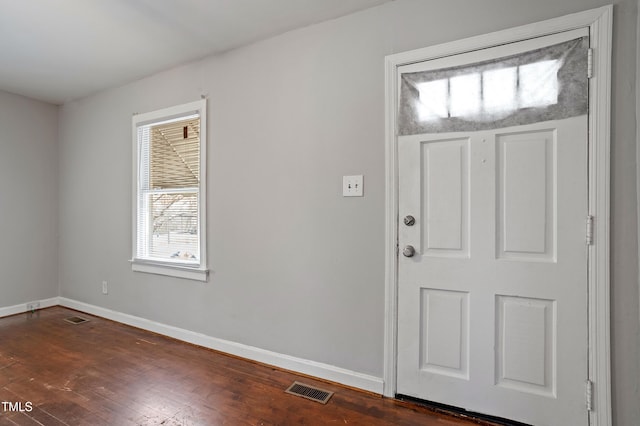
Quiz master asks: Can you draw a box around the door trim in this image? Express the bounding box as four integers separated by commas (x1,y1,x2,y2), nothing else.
383,6,612,426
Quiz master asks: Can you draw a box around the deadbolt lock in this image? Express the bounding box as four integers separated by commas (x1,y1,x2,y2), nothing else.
404,215,416,226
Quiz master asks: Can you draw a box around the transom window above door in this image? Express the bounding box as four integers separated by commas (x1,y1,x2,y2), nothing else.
398,36,589,135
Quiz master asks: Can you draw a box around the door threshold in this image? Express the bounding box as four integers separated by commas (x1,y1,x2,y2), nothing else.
395,394,532,426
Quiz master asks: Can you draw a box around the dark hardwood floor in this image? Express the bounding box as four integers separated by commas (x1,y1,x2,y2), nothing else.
0,307,496,425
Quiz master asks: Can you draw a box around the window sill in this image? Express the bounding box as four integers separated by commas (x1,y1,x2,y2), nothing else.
131,259,209,282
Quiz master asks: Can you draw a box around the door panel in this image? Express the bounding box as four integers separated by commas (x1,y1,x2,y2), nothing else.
496,295,556,397
497,130,556,261
420,288,470,379
422,138,469,256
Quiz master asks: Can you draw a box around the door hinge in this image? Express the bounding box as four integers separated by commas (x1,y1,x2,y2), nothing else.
586,215,594,245
587,48,593,78
585,379,594,411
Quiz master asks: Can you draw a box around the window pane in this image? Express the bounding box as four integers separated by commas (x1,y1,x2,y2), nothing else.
483,67,517,114
519,60,560,108
450,73,481,117
417,79,448,120
150,118,200,189
147,192,199,262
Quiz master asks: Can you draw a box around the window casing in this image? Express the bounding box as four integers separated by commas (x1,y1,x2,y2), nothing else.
132,100,208,281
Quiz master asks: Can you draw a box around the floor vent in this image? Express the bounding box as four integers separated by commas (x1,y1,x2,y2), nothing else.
64,316,89,325
285,381,333,404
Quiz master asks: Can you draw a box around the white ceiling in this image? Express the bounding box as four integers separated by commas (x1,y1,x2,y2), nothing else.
0,0,392,104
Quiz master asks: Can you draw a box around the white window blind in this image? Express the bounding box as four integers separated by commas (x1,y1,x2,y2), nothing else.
132,100,207,280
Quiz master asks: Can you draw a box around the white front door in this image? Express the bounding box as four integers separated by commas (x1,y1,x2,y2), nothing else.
396,29,590,426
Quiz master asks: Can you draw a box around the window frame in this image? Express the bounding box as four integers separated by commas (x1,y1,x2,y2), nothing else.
131,99,208,281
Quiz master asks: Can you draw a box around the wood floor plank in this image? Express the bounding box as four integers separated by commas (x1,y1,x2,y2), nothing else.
0,413,40,426
0,307,497,425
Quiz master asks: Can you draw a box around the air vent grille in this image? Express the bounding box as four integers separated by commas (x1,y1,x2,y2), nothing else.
64,316,89,325
285,381,333,404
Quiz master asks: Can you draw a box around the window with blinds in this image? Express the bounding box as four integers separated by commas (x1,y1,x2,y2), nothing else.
132,100,207,281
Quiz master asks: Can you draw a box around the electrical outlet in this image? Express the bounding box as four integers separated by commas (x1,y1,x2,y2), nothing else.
343,175,364,197
102,281,108,295
26,301,40,313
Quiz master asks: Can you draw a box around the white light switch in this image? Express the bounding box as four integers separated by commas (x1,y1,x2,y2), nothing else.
343,175,364,197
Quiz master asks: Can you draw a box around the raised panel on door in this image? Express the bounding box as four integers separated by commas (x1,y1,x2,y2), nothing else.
496,295,556,397
497,130,556,262
421,139,469,258
420,289,469,379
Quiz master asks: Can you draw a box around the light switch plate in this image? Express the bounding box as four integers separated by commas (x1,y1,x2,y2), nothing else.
343,175,364,197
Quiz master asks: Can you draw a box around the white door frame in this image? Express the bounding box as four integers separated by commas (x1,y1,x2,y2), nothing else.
384,6,612,426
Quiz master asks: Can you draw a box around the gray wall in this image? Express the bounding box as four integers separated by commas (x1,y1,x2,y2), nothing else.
637,0,640,365
607,1,640,425
57,0,639,424
0,90,58,307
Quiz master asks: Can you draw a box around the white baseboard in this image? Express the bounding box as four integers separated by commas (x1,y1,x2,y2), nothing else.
58,297,384,394
0,297,60,318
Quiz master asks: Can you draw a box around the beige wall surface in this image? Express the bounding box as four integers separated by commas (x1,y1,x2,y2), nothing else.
56,0,638,423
